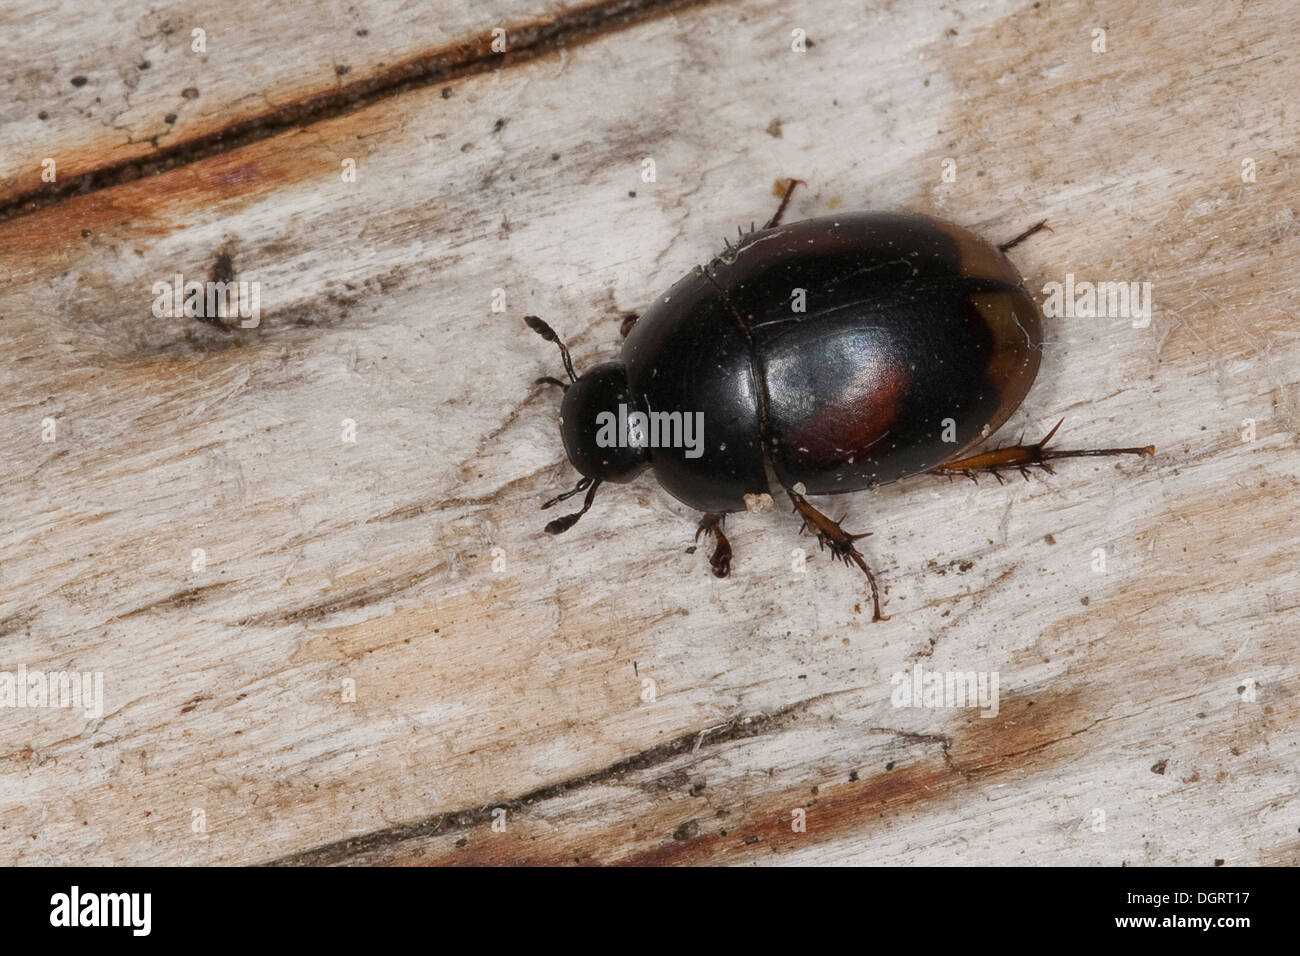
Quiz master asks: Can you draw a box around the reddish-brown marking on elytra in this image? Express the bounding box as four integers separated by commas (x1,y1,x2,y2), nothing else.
782,359,910,468
962,289,1041,445
970,289,1040,396
930,218,1022,285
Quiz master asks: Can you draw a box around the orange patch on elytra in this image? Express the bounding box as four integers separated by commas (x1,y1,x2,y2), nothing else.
782,360,910,468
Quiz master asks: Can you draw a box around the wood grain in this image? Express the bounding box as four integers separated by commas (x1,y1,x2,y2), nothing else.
0,0,1296,866
0,0,694,214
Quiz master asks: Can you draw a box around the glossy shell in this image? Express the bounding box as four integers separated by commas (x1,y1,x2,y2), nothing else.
620,211,1043,512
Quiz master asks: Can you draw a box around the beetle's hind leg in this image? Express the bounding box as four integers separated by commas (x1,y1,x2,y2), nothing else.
787,489,888,622
695,512,732,577
930,419,1155,481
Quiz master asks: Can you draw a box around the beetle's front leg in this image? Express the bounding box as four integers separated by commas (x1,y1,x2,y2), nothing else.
930,419,1155,482
787,489,888,622
695,512,732,577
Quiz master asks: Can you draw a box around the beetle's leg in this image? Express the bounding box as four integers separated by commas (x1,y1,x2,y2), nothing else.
930,419,1155,479
997,220,1052,252
695,513,732,577
787,489,888,622
619,312,640,338
762,178,806,230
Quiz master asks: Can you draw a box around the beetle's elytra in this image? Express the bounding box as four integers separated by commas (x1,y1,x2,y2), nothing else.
528,181,1154,620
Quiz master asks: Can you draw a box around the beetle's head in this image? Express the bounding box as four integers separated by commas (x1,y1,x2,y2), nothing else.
526,316,648,534
558,361,649,483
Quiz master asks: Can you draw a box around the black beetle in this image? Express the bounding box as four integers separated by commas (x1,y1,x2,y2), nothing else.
527,181,1154,620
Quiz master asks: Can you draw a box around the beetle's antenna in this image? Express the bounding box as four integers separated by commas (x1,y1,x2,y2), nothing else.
542,478,602,535
542,476,591,509
525,315,578,383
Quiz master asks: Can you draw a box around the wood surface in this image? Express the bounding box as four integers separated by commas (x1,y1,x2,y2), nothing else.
0,0,1296,866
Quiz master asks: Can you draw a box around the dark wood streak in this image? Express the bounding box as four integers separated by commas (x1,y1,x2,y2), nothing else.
267,685,1102,865
264,698,820,866
0,0,712,222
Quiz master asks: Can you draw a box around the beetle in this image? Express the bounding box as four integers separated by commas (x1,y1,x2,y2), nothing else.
526,181,1154,620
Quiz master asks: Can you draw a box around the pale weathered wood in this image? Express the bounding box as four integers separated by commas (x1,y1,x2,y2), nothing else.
0,0,644,207
1,0,1297,866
